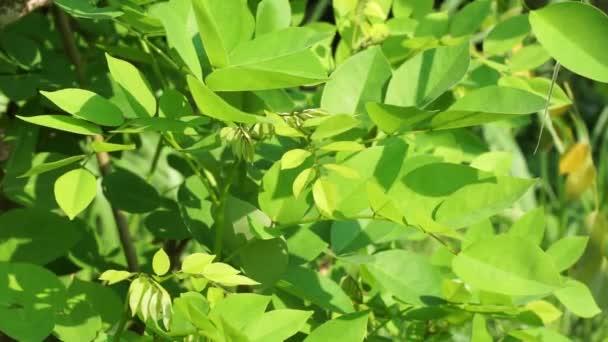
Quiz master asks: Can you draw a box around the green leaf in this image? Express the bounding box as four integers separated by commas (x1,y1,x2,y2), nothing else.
54,168,97,220
281,149,312,169
321,47,391,122
244,309,312,342
303,311,368,342
17,115,102,135
102,168,160,213
205,27,329,91
90,141,136,153
360,250,442,304
99,270,135,285
367,103,432,134
529,2,608,82
106,53,157,117
18,154,85,178
546,236,588,271
331,219,406,255
150,0,203,80
66,279,123,329
153,249,171,276
484,14,530,55
240,238,289,288
41,89,124,126
53,283,103,342
159,89,193,119
278,265,355,313
259,160,314,223
187,75,264,124
449,0,491,37
256,0,291,36
452,235,562,296
554,278,601,318
203,263,258,286
55,0,123,19
192,0,255,68
0,262,67,342
385,42,469,107
0,208,81,265
311,114,360,140
313,178,337,216
182,253,216,274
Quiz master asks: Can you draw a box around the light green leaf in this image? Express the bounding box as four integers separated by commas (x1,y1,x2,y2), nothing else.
452,235,562,296
304,311,368,342
106,53,157,117
321,47,392,122
385,42,469,107
90,141,136,153
55,0,123,19
281,149,312,170
18,154,85,178
182,253,216,274
205,27,329,91
41,88,123,126
17,115,102,135
187,75,263,124
320,141,365,152
529,2,608,82
313,178,337,216
153,249,171,276
210,293,270,331
393,0,433,19
361,250,442,304
484,14,530,55
150,0,203,80
0,262,67,342
244,309,312,342
0,208,81,265
128,277,149,317
292,167,315,198
311,114,360,140
508,44,550,72
54,168,97,220
508,207,545,245
192,0,255,68
323,163,360,179
471,314,492,342
546,236,588,271
256,0,291,36
99,270,135,285
449,0,491,37
202,262,240,282
366,103,433,134
554,278,601,318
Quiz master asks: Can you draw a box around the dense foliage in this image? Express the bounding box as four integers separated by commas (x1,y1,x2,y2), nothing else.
0,0,607,341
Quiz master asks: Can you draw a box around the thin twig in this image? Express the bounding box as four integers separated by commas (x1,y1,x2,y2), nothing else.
53,5,139,272
534,61,563,154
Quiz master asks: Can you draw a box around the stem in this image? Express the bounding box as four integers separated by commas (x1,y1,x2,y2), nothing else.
53,6,139,272
112,299,130,342
534,61,564,154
